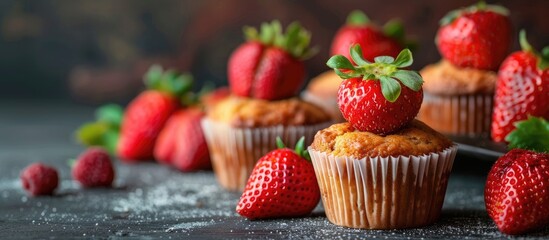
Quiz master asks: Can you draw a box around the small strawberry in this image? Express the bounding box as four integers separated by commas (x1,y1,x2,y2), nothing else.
327,44,423,134
485,148,549,235
72,147,115,188
20,163,59,196
236,137,320,220
436,2,511,70
491,30,549,142
117,66,192,161
228,21,316,100
331,10,408,64
154,107,211,171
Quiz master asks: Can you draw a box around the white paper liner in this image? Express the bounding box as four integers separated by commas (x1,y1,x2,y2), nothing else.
201,118,332,191
301,91,345,123
309,145,458,229
418,93,493,136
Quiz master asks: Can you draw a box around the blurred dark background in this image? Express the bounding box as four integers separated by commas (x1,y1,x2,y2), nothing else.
0,0,547,105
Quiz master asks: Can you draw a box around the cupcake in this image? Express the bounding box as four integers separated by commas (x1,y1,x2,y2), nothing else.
418,2,510,136
309,120,456,229
311,45,458,229
417,60,497,135
202,96,331,191
303,10,412,123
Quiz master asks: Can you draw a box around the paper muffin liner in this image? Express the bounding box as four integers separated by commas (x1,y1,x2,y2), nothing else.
309,145,458,229
201,118,332,192
301,91,345,123
418,93,493,136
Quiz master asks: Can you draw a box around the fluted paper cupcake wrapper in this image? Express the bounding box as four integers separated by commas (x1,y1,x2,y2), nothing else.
309,145,458,229
201,118,332,192
418,93,493,136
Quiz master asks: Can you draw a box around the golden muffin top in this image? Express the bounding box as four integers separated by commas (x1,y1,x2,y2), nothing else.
305,71,343,98
208,95,331,128
421,60,497,95
310,120,453,158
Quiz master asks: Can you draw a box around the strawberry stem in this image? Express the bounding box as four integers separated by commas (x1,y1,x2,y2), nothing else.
346,10,370,26
326,44,423,102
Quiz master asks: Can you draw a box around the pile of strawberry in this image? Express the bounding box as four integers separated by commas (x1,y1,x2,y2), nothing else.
77,65,229,172
435,2,549,141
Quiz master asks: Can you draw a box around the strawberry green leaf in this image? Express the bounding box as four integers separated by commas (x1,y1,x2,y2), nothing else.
392,70,423,91
144,65,194,99
276,137,286,149
346,10,370,26
260,22,275,45
102,130,120,155
350,44,370,65
392,49,413,68
383,20,404,42
505,116,549,153
379,76,401,102
374,56,394,64
95,104,123,127
327,45,422,102
294,137,305,155
519,30,549,70
327,55,356,70
76,122,108,146
243,20,315,60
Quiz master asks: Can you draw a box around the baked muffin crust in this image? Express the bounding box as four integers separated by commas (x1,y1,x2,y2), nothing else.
421,60,497,95
208,96,331,128
306,71,342,97
311,120,452,158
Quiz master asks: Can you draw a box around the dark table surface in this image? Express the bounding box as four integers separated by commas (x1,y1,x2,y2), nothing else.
1,101,548,239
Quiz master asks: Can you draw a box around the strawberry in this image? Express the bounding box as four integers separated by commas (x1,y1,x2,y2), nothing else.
154,107,211,171
491,31,549,142
436,2,511,70
236,137,320,220
20,163,59,196
485,148,549,235
227,21,316,100
72,147,115,188
117,66,192,162
331,10,407,64
327,45,423,134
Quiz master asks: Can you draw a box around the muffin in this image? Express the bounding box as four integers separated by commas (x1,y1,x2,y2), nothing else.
302,71,344,122
201,96,331,191
309,120,457,229
417,60,497,136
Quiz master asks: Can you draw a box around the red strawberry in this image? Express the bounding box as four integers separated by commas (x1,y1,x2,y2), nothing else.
327,45,423,134
237,137,320,219
485,149,549,235
331,10,405,64
154,107,211,171
72,147,115,188
228,21,315,100
20,163,59,196
117,66,192,161
436,2,511,70
491,31,549,142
